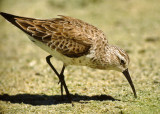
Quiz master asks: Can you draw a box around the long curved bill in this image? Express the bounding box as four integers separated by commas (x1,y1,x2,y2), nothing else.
122,69,137,98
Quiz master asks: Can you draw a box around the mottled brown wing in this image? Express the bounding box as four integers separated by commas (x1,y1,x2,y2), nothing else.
0,12,107,57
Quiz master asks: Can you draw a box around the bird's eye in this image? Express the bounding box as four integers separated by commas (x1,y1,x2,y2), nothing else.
120,59,125,65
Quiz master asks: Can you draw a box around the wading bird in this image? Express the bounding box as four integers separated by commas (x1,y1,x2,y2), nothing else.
0,12,137,103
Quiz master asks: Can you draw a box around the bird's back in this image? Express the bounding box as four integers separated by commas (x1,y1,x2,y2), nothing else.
0,12,109,67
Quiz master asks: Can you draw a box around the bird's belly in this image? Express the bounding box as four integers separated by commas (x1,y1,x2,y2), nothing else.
28,36,92,66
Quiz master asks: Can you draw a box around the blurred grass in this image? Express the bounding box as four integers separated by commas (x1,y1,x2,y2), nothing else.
0,0,160,113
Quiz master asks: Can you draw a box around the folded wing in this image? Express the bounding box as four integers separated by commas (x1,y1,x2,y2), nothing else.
0,12,108,57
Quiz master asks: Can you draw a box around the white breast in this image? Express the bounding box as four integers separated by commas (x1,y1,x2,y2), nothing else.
28,36,92,66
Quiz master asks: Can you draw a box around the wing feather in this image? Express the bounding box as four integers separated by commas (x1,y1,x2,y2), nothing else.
1,12,108,57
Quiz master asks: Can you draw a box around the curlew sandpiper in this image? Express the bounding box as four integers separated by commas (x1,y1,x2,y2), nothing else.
0,12,137,103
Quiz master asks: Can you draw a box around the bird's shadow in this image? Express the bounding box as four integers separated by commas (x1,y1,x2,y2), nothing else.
0,93,120,105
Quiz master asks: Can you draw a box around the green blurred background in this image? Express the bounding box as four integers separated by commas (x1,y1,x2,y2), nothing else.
0,0,160,113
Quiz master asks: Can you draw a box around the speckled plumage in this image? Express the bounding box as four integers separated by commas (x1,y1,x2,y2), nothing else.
2,13,128,70
0,12,137,100
15,15,110,68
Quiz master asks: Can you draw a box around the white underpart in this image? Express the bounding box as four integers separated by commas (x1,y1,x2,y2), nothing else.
27,35,92,66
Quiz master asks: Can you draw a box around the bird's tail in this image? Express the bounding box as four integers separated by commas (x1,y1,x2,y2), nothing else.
0,12,36,37
0,12,48,42
1,12,21,25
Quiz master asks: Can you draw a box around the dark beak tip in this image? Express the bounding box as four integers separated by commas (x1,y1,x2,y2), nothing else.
122,69,137,98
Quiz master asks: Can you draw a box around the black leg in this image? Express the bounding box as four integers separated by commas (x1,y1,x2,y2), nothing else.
46,55,60,77
46,55,72,102
59,65,72,102
59,65,65,97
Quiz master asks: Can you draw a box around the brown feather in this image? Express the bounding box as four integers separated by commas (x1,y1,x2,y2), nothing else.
1,13,108,57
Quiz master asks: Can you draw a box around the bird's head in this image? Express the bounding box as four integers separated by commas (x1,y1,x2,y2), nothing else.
107,45,129,72
106,45,137,98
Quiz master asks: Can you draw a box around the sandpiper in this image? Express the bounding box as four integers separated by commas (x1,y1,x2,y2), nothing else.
0,12,137,102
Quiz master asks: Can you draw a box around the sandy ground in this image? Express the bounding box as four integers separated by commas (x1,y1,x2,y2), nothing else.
0,0,160,113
